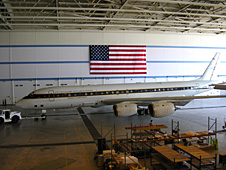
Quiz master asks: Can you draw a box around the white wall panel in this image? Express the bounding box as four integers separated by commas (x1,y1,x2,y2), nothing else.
36,64,59,78
148,63,207,76
0,48,10,61
82,79,103,85
165,77,184,82
33,80,58,88
36,80,59,89
45,80,58,87
59,63,88,77
12,65,36,78
0,81,12,104
0,65,10,79
124,78,145,83
59,79,78,86
36,47,59,61
59,47,88,61
12,47,36,62
148,48,220,61
124,78,138,83
104,78,125,84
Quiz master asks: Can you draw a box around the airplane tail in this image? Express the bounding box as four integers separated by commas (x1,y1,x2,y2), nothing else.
199,52,220,81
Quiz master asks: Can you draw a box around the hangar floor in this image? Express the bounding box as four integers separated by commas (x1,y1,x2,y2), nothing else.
1,98,226,170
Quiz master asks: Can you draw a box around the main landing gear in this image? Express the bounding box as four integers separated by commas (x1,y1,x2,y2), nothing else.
41,110,47,120
137,108,148,115
41,114,47,120
33,110,47,121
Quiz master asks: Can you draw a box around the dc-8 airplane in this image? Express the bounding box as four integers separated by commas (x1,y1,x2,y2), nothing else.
16,53,226,118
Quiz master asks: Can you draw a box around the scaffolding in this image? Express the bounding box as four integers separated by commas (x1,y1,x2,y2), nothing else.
95,123,146,170
95,118,220,170
172,119,180,137
208,117,218,149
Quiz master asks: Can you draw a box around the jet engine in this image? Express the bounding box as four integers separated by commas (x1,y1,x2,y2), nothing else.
148,102,176,118
113,102,137,117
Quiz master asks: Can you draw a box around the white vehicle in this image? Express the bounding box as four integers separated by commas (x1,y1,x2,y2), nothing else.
0,109,22,124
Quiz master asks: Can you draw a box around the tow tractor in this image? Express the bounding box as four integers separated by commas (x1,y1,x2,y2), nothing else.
0,109,47,124
0,109,22,124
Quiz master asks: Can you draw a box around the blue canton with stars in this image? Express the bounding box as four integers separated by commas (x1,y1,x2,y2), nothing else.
90,45,109,61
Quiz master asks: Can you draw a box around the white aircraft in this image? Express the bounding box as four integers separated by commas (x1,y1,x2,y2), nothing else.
16,53,225,118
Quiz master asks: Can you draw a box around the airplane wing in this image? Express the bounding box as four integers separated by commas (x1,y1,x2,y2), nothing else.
101,95,226,105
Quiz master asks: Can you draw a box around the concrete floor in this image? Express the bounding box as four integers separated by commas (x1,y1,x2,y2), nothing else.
1,98,226,170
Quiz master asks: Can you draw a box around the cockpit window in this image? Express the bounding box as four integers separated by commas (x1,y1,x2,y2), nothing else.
23,92,36,99
29,92,34,97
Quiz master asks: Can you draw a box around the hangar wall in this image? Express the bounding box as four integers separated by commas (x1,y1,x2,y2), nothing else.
0,31,226,105
1,31,226,46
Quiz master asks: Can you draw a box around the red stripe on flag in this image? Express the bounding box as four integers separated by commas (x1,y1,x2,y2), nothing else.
109,45,146,48
109,54,146,56
90,72,147,74
109,49,146,52
90,68,146,70
109,59,146,61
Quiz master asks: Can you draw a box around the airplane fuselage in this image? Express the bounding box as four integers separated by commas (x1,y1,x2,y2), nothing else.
16,79,214,110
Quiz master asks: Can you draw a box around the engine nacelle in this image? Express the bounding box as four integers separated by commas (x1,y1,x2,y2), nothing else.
148,102,176,118
113,102,137,117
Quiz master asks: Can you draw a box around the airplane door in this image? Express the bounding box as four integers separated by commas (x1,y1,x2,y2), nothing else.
48,90,55,101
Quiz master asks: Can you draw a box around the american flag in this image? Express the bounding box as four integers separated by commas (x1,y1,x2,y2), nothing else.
90,45,147,74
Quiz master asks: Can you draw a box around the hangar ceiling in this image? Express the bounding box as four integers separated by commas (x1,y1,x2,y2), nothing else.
0,0,226,34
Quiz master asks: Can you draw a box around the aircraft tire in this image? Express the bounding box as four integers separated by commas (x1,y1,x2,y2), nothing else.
144,109,149,115
137,109,144,115
41,114,47,120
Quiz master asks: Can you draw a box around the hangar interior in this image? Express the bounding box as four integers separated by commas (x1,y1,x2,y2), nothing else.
1,32,226,104
1,1,226,170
